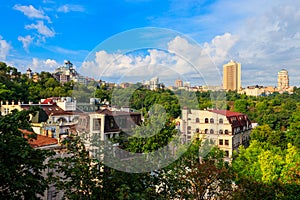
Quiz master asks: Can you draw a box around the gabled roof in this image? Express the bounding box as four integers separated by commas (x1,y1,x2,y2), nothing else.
21,129,58,148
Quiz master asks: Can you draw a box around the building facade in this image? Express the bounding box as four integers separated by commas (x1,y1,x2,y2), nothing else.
175,79,183,88
278,69,289,91
180,108,252,160
223,60,241,91
76,109,142,141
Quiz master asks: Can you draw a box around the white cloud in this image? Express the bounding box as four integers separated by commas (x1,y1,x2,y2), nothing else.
80,34,234,85
0,36,11,60
13,4,51,22
25,21,55,37
31,58,58,71
57,4,85,13
202,33,239,64
18,35,34,52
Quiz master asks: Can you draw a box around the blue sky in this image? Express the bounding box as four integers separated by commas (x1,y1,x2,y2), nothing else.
1,0,300,86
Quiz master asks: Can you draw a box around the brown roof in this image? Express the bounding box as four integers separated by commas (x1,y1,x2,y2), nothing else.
21,129,58,148
21,104,75,116
96,109,140,116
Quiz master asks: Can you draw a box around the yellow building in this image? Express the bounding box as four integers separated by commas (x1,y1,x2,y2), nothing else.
181,108,252,161
223,60,241,91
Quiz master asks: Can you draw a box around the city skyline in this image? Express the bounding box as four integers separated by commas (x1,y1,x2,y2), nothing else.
1,1,300,86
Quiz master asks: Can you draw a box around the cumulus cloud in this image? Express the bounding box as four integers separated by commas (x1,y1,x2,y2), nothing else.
31,58,58,71
0,36,11,60
203,33,239,63
18,35,33,52
57,4,85,13
80,34,235,85
25,21,55,37
13,4,51,22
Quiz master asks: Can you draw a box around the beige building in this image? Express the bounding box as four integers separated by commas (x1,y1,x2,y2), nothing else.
240,85,265,97
180,108,252,160
175,79,183,88
278,69,289,91
223,60,241,91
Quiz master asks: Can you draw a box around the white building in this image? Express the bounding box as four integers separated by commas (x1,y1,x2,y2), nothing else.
180,108,252,160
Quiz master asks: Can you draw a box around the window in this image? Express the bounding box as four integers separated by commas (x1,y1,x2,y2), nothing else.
93,118,101,131
195,118,200,123
196,128,199,133
225,129,229,134
110,118,114,128
225,150,229,157
219,139,223,145
225,140,229,146
210,129,214,134
187,126,191,130
219,118,223,124
205,118,208,123
219,129,223,134
205,129,208,134
210,118,214,123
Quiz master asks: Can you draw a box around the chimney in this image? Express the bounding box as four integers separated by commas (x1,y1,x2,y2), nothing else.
29,101,33,105
6,100,8,105
18,100,21,105
12,100,14,105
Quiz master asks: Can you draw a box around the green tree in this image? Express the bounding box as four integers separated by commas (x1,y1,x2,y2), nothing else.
0,109,53,199
48,135,104,199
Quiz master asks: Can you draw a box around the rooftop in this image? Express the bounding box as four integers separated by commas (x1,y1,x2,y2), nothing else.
21,129,58,148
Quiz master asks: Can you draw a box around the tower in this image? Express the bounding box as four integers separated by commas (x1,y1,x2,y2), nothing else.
223,60,241,91
277,69,289,91
175,79,183,88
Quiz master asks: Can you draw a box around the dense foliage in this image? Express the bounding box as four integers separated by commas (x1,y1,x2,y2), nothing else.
0,109,53,199
0,61,299,199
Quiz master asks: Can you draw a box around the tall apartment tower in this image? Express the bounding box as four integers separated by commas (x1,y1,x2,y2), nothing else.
223,60,241,91
277,69,289,91
175,79,183,88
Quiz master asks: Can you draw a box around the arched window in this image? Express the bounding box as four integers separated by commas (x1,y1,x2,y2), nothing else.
195,118,200,123
196,128,200,133
219,129,223,134
205,118,208,123
205,129,208,134
225,129,229,134
187,126,191,130
57,117,67,123
210,118,214,123
219,118,223,124
210,129,214,134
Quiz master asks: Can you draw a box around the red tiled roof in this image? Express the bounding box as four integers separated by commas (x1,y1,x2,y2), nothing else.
21,129,58,148
208,110,244,117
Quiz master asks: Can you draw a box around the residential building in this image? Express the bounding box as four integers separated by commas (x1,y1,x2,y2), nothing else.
76,109,142,141
0,97,80,139
53,60,78,84
277,69,290,92
180,108,252,160
175,79,183,88
143,77,164,90
223,60,241,91
240,85,265,97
